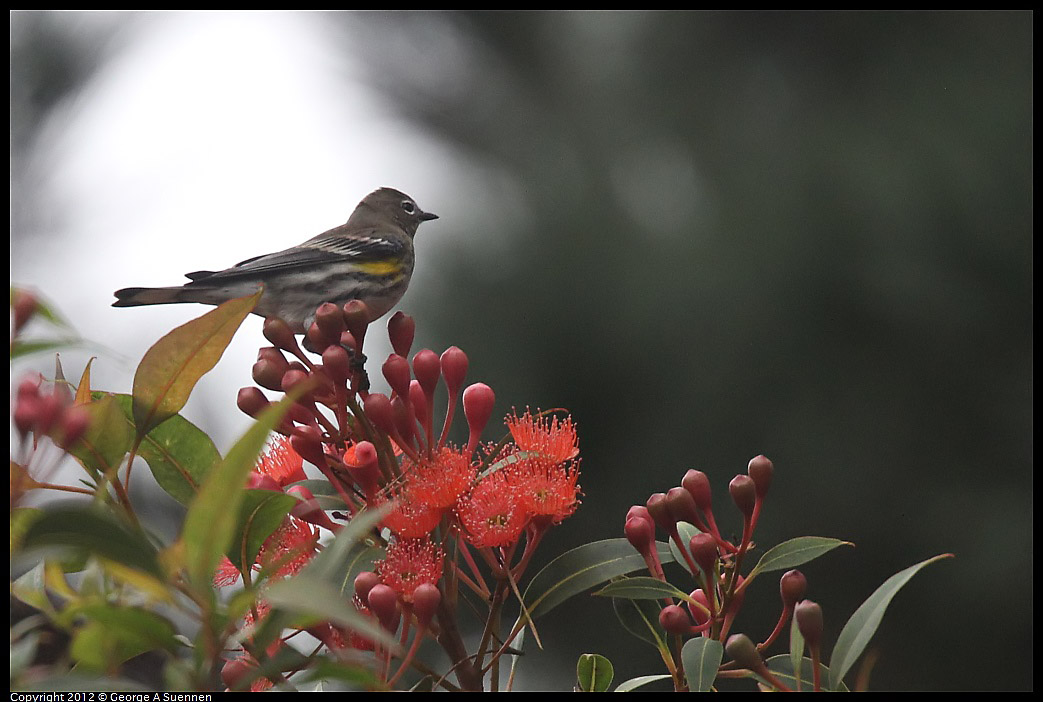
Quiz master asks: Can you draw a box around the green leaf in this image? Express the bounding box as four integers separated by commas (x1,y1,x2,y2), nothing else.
108,394,219,505
761,655,849,692
248,506,395,653
613,674,673,692
303,505,388,585
667,521,700,574
789,614,805,688
828,553,953,690
180,388,301,593
746,536,853,582
64,394,135,479
611,596,667,649
262,576,396,651
131,290,262,437
522,539,675,620
576,653,614,692
680,637,723,692
595,576,692,603
20,503,162,578
226,490,297,574
68,604,179,670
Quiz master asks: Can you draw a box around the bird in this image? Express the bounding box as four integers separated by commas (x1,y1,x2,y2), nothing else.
113,187,438,333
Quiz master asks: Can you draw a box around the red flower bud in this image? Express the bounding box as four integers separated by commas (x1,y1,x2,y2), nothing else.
321,345,352,385
354,570,381,603
346,440,380,500
666,486,701,528
252,358,286,392
625,504,654,527
725,633,763,671
367,583,400,632
681,469,713,511
462,383,495,454
315,301,346,340
59,406,91,447
12,289,38,335
729,474,757,519
624,516,655,554
645,492,673,534
411,349,440,399
794,600,823,649
263,317,299,352
291,497,338,530
13,393,41,437
381,354,412,399
290,425,326,468
688,589,710,625
688,532,718,575
659,604,692,635
35,394,64,435
342,300,371,350
281,368,312,396
363,393,396,436
408,380,428,429
236,387,270,418
412,582,441,629
780,570,807,608
387,311,415,358
747,455,773,499
439,346,468,398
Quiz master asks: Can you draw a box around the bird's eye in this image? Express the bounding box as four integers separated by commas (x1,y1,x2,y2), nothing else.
401,200,416,214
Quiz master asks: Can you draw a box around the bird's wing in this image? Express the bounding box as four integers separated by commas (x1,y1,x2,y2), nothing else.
184,226,405,284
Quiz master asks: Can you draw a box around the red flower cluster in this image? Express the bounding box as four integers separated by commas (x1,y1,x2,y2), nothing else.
223,303,582,690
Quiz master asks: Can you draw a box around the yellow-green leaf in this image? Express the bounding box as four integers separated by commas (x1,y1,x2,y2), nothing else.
132,289,261,437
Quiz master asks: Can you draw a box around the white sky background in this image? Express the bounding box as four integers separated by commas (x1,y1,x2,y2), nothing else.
12,11,468,451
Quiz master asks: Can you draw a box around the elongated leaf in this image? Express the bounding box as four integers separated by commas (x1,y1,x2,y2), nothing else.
263,576,397,651
747,536,853,581
789,615,805,689
577,653,614,692
613,674,672,692
668,521,700,574
612,596,667,649
681,637,723,692
68,604,179,670
106,393,219,504
828,553,953,690
762,655,849,692
74,358,96,405
523,539,675,620
181,388,301,592
132,290,261,436
20,503,162,578
595,576,692,603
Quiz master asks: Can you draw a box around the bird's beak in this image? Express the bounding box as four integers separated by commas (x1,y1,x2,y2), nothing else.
420,211,439,222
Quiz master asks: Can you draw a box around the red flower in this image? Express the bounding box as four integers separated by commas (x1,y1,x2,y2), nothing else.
506,409,579,463
376,539,444,602
256,436,307,487
381,494,444,539
402,445,476,511
506,454,582,525
455,470,528,549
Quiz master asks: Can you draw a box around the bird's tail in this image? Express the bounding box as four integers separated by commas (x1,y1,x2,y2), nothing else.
112,286,186,308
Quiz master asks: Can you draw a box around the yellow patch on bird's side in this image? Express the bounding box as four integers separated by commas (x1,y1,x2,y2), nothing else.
355,260,402,275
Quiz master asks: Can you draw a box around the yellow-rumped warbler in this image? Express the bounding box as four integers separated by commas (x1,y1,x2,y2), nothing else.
113,187,437,332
